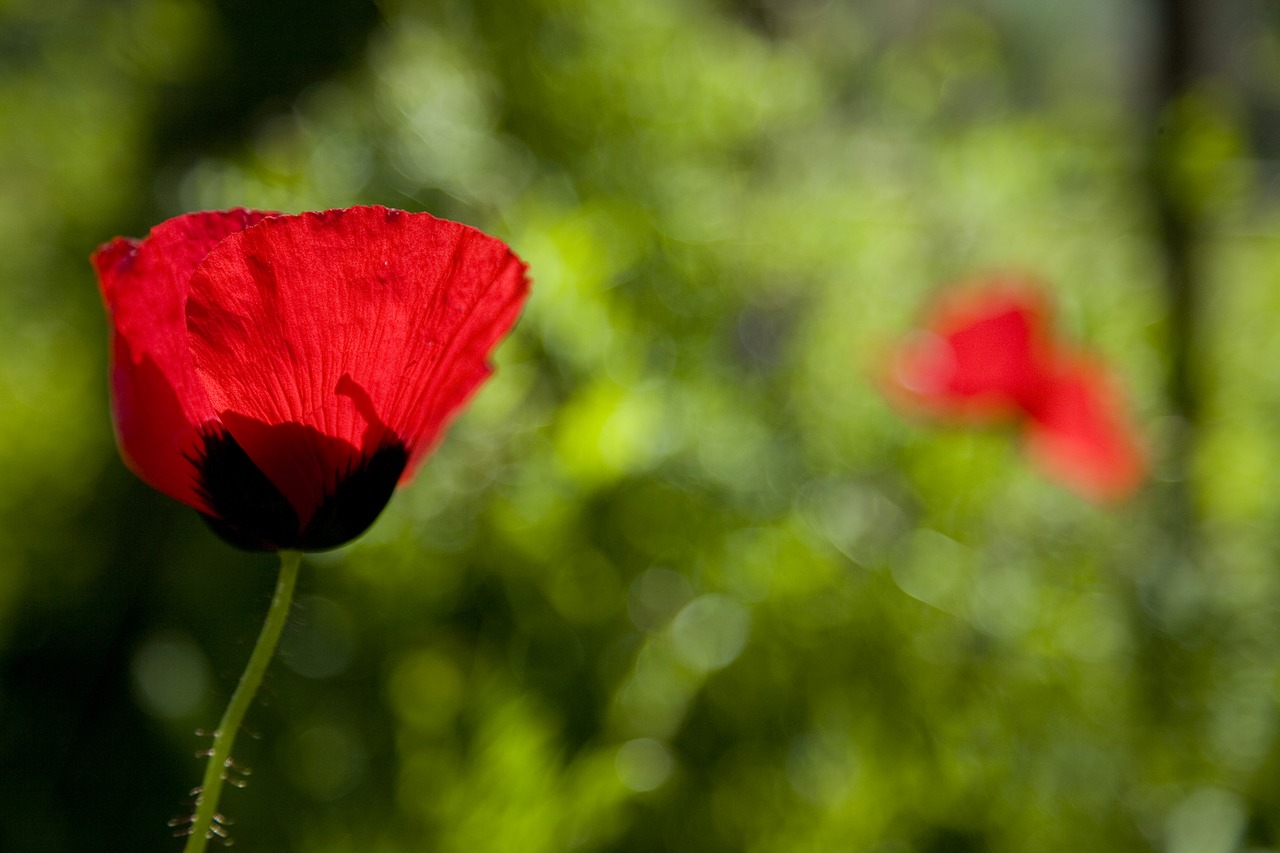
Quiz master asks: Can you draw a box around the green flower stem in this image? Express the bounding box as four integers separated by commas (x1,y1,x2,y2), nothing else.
184,550,302,852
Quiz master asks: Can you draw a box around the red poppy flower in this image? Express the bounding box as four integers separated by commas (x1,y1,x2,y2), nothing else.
93,206,529,551
1020,355,1146,502
885,280,1053,422
883,275,1144,501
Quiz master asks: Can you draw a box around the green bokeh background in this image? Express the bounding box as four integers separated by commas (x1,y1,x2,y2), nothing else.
2,0,1279,850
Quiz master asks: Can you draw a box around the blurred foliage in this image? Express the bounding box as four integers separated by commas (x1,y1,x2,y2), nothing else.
3,0,1280,850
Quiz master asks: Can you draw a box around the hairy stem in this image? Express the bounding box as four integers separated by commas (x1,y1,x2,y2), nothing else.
183,550,301,852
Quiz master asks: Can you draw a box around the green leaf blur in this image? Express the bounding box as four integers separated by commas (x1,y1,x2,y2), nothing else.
1,0,1276,850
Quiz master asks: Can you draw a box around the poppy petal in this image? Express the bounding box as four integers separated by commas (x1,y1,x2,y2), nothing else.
885,278,1053,422
185,206,529,525
1021,357,1145,501
92,209,274,509
189,414,408,551
191,422,301,551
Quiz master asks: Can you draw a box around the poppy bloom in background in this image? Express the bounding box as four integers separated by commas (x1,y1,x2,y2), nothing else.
93,206,529,551
884,276,1144,501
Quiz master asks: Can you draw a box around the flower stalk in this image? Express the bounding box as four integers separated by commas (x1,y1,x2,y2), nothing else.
182,550,302,852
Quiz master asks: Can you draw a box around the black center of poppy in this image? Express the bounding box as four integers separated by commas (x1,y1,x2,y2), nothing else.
190,426,409,552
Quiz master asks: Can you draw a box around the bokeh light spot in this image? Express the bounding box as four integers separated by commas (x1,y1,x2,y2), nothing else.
280,722,366,802
627,567,695,632
387,648,465,733
670,594,750,674
615,738,675,793
129,631,210,720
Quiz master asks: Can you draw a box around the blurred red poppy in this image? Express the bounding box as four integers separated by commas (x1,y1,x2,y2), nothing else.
93,206,529,550
884,275,1144,501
